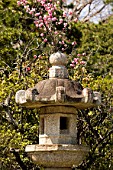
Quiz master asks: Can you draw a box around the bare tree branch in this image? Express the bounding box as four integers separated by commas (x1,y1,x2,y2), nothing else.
10,148,27,170
83,4,106,22
65,0,112,22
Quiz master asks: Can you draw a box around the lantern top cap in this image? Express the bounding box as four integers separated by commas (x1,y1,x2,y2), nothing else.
49,52,67,66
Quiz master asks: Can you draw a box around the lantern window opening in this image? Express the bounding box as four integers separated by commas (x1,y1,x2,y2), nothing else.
60,117,69,134
40,117,44,134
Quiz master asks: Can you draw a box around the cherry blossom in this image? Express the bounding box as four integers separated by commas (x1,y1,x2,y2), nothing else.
44,38,48,42
17,0,87,64
34,55,37,59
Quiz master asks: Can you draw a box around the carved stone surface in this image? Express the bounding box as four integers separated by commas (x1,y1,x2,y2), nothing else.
56,86,66,102
39,106,77,145
25,144,89,168
49,66,68,79
15,90,26,104
34,78,83,99
49,52,67,66
93,91,101,105
15,79,101,109
49,52,68,78
82,88,93,103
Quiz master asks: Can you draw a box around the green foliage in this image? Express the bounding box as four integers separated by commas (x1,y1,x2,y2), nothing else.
0,0,38,69
71,19,113,169
104,0,113,5
76,76,113,170
75,17,113,78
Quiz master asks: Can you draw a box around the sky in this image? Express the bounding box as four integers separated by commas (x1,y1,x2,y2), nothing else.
67,0,113,23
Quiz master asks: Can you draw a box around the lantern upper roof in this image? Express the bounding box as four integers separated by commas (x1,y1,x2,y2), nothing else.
15,52,101,109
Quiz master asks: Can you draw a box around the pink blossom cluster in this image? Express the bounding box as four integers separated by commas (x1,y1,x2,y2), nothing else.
33,1,58,30
17,0,74,31
70,56,86,68
33,54,42,59
72,41,77,46
17,0,78,52
17,0,28,6
25,54,43,72
17,0,68,31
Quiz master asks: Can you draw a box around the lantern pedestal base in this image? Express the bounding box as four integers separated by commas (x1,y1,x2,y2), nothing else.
25,144,89,169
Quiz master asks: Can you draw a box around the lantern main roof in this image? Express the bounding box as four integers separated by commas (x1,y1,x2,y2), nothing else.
15,52,101,109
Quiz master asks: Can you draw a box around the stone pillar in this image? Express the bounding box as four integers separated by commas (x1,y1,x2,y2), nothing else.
39,106,77,145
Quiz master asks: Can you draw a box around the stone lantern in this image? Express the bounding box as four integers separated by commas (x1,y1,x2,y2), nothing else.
15,52,101,170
